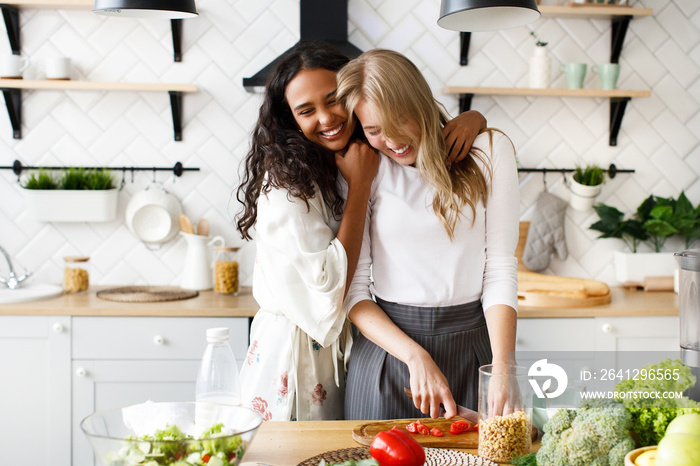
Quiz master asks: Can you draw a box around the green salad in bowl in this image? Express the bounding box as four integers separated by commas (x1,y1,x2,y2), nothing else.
81,401,262,466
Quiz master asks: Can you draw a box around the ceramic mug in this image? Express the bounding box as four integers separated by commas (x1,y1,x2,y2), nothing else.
561,63,587,89
593,63,620,90
46,57,71,80
0,55,29,78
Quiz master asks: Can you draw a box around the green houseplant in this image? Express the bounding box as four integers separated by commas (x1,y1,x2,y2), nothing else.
21,168,118,222
569,164,606,211
590,192,700,282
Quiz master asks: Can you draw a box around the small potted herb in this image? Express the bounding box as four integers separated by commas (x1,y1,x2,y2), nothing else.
21,168,118,222
569,164,605,211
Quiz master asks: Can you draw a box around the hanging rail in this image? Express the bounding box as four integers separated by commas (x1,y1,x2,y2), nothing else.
517,163,633,179
0,160,199,178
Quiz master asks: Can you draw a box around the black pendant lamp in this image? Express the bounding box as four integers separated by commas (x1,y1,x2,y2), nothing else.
93,0,198,19
438,0,540,32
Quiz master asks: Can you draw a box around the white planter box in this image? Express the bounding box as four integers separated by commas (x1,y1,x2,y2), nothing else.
23,188,119,222
613,250,677,283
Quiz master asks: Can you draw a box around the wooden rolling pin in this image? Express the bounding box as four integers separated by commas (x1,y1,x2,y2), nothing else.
622,276,675,292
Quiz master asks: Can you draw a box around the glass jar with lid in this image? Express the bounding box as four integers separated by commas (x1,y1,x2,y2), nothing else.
213,247,240,296
64,256,90,293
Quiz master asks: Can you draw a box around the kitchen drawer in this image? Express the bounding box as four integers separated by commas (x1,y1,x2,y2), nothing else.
516,317,595,352
72,317,248,360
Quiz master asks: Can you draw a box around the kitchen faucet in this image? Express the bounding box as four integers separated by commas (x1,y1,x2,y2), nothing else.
0,245,31,289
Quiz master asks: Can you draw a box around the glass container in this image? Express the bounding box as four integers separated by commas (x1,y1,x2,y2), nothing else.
213,246,240,296
478,364,532,463
64,256,90,293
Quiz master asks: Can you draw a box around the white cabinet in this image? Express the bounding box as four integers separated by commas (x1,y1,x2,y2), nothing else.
0,316,71,466
71,316,248,466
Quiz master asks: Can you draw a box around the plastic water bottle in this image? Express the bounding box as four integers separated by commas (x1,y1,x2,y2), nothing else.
195,327,241,427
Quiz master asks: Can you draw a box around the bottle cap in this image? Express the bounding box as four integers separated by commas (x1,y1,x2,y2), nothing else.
206,327,229,341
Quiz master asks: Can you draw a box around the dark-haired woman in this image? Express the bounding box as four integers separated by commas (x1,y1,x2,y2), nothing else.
236,41,485,421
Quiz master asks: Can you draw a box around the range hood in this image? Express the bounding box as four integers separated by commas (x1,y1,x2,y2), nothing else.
242,0,363,91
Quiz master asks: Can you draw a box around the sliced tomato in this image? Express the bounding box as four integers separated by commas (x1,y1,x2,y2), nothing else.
202,453,211,463
227,452,237,462
473,423,479,432
416,423,430,436
430,427,444,437
405,422,417,433
450,419,471,434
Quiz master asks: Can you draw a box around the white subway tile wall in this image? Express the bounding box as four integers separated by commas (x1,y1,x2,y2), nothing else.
0,0,697,288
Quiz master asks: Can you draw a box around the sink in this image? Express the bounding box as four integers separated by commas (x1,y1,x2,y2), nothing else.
0,283,63,304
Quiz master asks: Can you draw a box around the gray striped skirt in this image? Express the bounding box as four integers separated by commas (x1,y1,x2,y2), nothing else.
344,297,492,420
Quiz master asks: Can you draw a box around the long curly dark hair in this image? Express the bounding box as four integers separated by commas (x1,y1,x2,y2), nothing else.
236,41,354,240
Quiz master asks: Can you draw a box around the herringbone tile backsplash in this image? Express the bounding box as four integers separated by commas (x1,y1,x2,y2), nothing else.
0,0,697,288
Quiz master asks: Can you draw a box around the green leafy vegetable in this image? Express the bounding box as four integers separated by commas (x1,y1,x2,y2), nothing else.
614,358,700,446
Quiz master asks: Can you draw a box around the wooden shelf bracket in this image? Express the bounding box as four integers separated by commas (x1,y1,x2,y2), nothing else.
1,5,19,55
1,88,21,139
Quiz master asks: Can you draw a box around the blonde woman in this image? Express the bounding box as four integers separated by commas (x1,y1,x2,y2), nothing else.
337,49,519,420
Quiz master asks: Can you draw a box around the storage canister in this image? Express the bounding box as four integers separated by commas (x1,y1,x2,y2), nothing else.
64,256,90,293
213,246,239,296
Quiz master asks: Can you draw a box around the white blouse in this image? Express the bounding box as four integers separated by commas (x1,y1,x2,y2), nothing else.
346,130,520,313
239,182,352,421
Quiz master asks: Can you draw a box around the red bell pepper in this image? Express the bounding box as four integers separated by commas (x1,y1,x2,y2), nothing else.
370,426,426,466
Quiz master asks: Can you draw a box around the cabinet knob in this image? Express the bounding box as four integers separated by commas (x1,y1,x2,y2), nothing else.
601,323,613,334
76,367,87,377
52,322,64,333
153,335,165,345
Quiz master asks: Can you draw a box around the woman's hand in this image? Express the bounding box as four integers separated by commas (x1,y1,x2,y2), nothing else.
443,110,486,166
486,365,523,417
406,350,457,419
335,141,379,191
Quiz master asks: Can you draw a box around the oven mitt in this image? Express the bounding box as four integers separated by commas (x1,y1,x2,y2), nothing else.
523,191,568,272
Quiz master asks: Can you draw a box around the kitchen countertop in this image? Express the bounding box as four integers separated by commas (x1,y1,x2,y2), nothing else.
0,285,677,318
0,286,259,317
241,420,540,466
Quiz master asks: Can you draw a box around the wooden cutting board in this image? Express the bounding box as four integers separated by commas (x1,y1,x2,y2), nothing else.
352,417,537,449
517,270,612,308
352,417,479,448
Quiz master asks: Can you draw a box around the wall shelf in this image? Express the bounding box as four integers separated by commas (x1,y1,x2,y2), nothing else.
444,86,651,146
0,1,186,61
458,5,652,66
0,79,197,140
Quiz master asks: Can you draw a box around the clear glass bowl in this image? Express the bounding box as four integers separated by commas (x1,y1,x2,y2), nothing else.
80,401,262,466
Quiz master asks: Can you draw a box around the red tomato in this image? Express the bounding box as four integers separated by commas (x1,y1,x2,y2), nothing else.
406,422,418,433
227,452,237,462
450,419,471,434
370,428,426,466
202,454,211,463
175,451,184,460
473,423,479,432
417,423,430,436
430,427,444,437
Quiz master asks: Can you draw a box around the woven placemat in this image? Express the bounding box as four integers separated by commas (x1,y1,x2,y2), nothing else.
96,286,199,303
297,447,498,466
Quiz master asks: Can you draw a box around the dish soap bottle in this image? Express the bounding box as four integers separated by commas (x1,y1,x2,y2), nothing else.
195,327,241,426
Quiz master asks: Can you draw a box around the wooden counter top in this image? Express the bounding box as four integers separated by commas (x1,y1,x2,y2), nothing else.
0,285,677,319
242,420,539,466
0,286,259,317
518,287,678,318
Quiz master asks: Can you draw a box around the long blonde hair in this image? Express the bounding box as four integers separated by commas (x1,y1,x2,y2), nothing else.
336,48,492,239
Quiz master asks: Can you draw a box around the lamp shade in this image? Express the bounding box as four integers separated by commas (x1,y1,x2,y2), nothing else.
93,0,198,19
438,0,540,32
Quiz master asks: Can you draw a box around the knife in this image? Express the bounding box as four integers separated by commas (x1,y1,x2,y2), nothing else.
403,387,479,424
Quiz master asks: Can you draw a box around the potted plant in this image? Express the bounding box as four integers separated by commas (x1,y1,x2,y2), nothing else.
590,192,700,283
21,168,118,222
569,164,605,211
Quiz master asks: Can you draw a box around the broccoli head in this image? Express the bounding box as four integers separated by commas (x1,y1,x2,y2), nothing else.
536,399,634,466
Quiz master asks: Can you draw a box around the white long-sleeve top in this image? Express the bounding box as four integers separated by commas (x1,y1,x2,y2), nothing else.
346,130,520,313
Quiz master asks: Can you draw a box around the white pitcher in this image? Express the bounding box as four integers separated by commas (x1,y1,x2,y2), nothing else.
181,232,224,291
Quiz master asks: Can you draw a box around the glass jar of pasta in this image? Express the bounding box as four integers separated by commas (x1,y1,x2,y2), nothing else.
213,247,239,296
64,256,90,293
